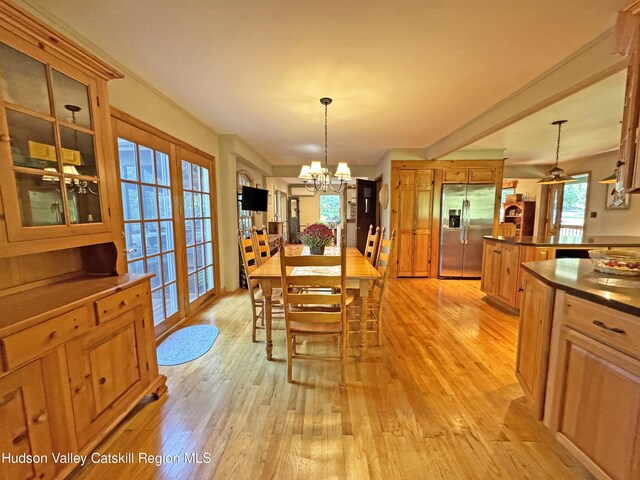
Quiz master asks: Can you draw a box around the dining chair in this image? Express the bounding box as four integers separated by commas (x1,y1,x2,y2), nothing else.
252,225,272,265
349,229,397,346
364,225,381,265
238,229,281,342
279,236,348,385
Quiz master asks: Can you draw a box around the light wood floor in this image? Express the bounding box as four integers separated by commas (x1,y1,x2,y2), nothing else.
70,279,590,480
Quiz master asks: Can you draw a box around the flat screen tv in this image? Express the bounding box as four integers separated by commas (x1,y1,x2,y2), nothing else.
241,185,268,212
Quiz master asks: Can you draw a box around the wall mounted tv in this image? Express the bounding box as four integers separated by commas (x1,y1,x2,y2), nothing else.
241,185,268,212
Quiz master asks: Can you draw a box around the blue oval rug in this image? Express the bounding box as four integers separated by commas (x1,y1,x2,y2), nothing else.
157,325,219,366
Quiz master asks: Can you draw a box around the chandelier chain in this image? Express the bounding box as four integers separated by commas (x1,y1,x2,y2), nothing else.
555,121,562,166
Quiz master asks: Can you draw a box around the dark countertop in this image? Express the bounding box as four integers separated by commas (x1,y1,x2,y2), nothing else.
522,259,640,317
485,235,640,247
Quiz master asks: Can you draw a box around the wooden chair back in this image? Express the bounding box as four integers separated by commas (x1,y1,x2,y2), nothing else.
364,225,381,265
498,222,517,237
238,229,260,289
252,225,272,265
279,233,347,384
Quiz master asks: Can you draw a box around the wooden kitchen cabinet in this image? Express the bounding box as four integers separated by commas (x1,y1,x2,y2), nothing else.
396,169,434,276
442,167,468,183
468,168,496,184
480,240,500,295
481,239,521,308
515,271,554,419
0,1,123,257
0,360,56,480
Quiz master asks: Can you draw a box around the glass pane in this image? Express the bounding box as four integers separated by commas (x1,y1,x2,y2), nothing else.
194,219,203,244
196,244,205,269
144,222,160,256
186,246,196,273
160,220,174,252
202,194,211,217
183,191,193,218
158,187,172,219
201,168,210,193
205,242,213,267
151,289,164,325
192,164,201,191
60,126,96,177
6,110,57,170
147,255,162,290
0,43,50,115
182,160,192,190
121,182,140,220
319,195,341,224
117,138,138,181
156,151,170,186
139,146,155,184
67,182,102,224
197,270,206,295
162,252,176,283
164,283,178,317
142,185,158,219
204,219,212,242
188,274,197,302
15,172,65,226
205,266,214,291
51,70,91,129
124,222,143,260
185,219,194,246
193,193,202,217
128,260,145,274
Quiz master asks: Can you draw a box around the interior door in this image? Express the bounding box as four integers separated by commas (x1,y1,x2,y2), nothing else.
413,170,433,276
356,179,378,253
288,196,300,243
544,184,564,235
397,171,415,276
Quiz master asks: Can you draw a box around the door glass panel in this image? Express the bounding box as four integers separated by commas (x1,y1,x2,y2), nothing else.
182,159,215,302
15,172,65,226
67,182,101,224
6,109,57,170
129,260,145,274
0,43,50,115
59,126,96,177
118,138,178,326
51,69,92,129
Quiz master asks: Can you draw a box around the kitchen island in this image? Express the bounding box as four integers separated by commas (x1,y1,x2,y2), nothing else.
481,235,640,312
515,258,640,480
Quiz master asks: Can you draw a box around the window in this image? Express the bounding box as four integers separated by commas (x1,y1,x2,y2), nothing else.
237,171,253,238
319,194,341,225
183,159,215,303
559,173,589,236
117,138,178,325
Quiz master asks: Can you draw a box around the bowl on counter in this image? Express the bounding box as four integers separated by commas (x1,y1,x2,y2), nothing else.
588,249,640,276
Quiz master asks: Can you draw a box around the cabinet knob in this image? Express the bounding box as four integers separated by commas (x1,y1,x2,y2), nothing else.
49,330,58,339
12,432,27,445
592,320,626,335
33,411,48,424
518,286,524,292
121,299,129,307
75,385,87,394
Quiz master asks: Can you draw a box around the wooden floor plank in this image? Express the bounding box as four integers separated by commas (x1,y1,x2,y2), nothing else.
68,278,589,479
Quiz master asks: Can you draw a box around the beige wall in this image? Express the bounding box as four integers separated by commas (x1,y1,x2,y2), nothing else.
265,177,290,222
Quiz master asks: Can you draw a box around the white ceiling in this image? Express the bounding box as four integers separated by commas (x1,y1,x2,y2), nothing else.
466,70,626,165
29,0,627,166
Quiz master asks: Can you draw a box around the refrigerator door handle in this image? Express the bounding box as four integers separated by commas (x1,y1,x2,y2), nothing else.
459,199,465,244
464,199,471,244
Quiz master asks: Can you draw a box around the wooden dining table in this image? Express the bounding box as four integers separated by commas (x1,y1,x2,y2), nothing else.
249,245,381,360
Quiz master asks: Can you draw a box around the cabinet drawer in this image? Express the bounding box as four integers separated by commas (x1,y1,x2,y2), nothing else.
1,307,89,370
561,294,640,359
95,284,147,324
468,168,495,183
442,168,468,183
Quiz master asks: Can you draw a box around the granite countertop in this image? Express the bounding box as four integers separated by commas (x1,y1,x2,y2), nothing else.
522,259,640,317
484,235,640,247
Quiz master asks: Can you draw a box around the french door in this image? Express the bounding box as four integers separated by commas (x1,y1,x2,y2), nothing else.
113,116,219,337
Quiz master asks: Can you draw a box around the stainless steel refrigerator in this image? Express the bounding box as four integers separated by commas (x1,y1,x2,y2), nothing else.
439,184,496,278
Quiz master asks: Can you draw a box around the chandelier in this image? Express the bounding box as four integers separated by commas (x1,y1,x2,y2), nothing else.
537,120,576,185
298,97,351,192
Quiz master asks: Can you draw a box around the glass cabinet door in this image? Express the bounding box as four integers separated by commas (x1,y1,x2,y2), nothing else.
0,41,108,238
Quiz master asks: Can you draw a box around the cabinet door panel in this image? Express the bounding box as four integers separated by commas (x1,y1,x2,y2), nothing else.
556,329,640,480
480,241,496,294
497,243,519,305
396,171,415,276
442,168,468,183
66,308,149,448
468,168,495,184
413,170,433,276
0,360,56,480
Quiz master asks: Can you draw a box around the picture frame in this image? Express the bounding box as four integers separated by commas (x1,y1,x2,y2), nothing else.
605,184,631,210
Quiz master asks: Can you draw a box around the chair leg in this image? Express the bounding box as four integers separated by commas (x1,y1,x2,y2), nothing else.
287,334,294,383
376,311,382,346
340,333,347,387
251,305,258,343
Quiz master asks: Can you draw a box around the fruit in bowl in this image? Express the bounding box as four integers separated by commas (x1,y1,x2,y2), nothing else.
588,249,640,276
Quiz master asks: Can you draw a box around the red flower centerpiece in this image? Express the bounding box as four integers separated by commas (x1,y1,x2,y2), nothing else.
300,223,334,255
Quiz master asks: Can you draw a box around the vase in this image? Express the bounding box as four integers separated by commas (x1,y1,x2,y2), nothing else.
309,245,325,255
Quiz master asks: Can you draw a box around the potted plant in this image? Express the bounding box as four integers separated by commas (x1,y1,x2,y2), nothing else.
300,223,334,255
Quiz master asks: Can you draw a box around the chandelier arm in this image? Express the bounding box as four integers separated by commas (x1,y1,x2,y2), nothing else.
303,181,316,193
328,179,344,192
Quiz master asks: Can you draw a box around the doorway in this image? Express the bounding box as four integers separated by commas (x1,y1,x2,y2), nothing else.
356,179,378,253
543,173,589,236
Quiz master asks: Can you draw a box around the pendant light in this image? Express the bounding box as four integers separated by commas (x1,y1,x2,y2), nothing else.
298,97,351,192
598,172,617,184
538,120,576,185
